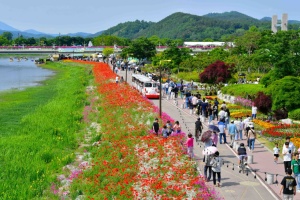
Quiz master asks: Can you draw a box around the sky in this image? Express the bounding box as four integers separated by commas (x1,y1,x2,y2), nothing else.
0,0,299,34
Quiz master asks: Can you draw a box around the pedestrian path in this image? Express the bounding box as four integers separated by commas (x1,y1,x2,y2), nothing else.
164,95,300,200
113,67,300,200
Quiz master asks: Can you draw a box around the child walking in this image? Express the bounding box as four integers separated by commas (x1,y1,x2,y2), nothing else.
186,133,194,159
273,143,280,164
210,151,222,187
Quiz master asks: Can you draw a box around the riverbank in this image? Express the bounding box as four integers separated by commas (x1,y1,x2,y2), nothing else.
0,61,93,199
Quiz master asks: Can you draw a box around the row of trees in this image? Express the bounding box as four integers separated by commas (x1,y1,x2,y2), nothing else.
0,31,93,46
0,31,184,47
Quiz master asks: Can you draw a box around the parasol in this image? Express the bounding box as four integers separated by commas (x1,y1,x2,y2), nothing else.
209,124,220,132
200,130,212,142
202,146,218,155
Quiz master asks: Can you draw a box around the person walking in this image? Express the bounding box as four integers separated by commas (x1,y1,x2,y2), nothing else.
211,132,218,147
283,142,293,174
208,104,213,125
234,117,241,141
228,120,238,148
152,118,159,136
186,133,194,159
273,143,280,164
283,136,296,153
279,168,297,199
203,153,213,182
247,127,256,152
212,102,218,121
210,151,222,187
252,104,258,119
195,118,203,139
218,120,227,144
291,153,300,192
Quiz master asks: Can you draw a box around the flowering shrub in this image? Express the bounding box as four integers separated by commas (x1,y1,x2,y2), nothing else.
291,138,300,150
262,124,300,138
234,96,253,108
253,119,275,129
64,61,219,200
231,111,252,118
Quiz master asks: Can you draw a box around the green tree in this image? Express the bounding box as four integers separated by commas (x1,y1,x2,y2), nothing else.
2,32,13,41
127,37,156,60
234,26,261,55
267,76,300,112
102,48,114,57
0,36,9,45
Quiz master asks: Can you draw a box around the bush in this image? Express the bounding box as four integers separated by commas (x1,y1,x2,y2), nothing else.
289,109,300,120
273,108,288,120
177,71,200,82
254,92,272,115
221,84,266,97
199,60,233,84
267,76,300,112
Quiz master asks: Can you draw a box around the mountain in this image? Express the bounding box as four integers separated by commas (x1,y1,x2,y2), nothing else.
203,11,260,24
259,17,300,25
260,17,272,22
100,20,154,39
133,12,270,41
23,29,45,35
0,21,19,32
89,30,104,38
65,32,93,37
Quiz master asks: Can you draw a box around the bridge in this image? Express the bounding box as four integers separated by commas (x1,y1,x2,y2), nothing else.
0,45,230,54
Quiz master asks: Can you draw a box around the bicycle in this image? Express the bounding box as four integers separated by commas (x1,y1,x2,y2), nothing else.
195,128,202,143
239,155,248,174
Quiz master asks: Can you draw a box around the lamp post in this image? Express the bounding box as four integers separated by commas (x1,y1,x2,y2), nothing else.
159,60,171,118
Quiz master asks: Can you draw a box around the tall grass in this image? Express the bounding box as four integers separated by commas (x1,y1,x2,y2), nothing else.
0,61,92,199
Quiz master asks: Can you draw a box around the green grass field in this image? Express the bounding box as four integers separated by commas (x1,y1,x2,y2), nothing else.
0,61,92,199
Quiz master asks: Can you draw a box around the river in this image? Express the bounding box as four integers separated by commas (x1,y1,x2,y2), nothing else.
0,57,54,92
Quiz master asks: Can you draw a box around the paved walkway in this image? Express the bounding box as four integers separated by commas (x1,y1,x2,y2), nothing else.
113,67,300,200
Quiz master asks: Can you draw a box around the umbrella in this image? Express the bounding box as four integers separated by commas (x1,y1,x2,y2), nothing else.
200,130,212,142
209,125,220,132
202,146,218,155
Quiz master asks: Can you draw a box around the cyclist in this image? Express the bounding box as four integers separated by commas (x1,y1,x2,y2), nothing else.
195,118,203,141
237,143,248,168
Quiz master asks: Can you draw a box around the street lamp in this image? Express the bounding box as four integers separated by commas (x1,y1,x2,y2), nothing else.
159,60,171,118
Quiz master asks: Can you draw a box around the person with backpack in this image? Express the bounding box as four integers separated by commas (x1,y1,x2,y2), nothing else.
203,153,213,182
279,168,297,199
212,102,218,121
210,151,222,187
195,118,203,139
247,127,256,152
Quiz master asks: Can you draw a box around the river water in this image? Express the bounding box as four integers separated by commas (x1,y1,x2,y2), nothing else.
0,57,54,92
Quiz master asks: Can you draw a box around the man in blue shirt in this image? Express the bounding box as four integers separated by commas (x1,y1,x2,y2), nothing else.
228,120,238,148
218,121,227,144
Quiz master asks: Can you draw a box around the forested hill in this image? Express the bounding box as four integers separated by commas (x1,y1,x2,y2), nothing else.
100,11,300,41
203,11,261,24
100,20,154,39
